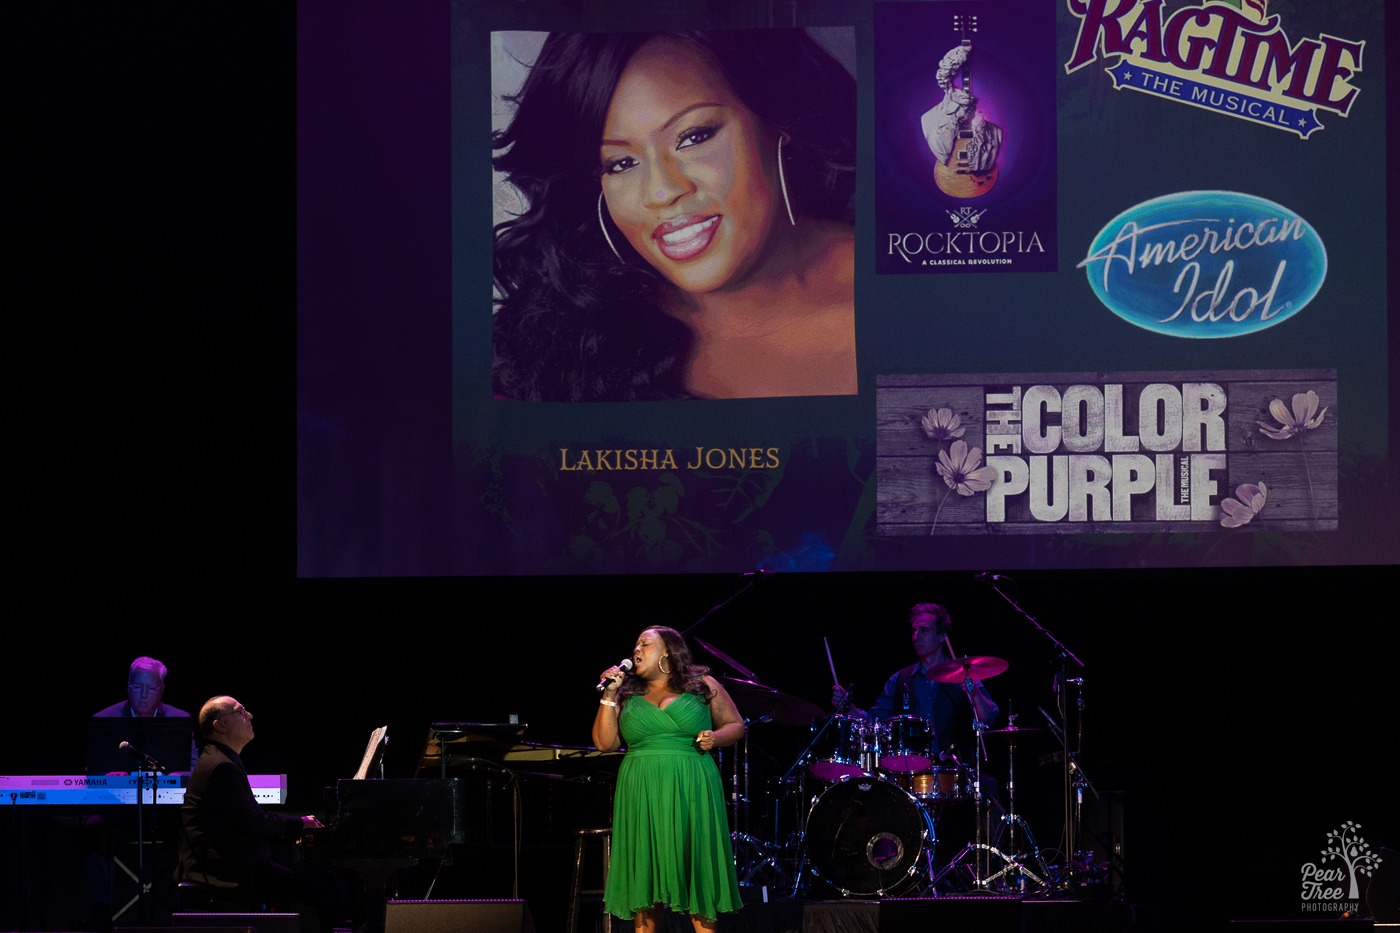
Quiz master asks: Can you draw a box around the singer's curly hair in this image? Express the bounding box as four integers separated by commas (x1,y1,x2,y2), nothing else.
617,626,714,704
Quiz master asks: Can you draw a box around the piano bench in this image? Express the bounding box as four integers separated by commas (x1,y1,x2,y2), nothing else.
567,828,612,933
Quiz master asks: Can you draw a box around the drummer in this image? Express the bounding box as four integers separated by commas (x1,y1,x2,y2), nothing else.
830,602,1002,798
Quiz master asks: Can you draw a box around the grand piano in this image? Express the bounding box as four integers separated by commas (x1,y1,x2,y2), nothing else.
301,723,621,933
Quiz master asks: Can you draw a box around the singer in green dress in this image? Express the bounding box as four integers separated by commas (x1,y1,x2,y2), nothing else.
594,627,745,933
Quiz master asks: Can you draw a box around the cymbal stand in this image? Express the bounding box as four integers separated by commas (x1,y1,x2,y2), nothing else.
773,696,853,898
970,693,989,883
721,719,753,835
979,575,1083,891
931,686,1052,894
930,715,995,892
731,768,800,892
1042,682,1101,890
726,718,773,889
988,725,1050,892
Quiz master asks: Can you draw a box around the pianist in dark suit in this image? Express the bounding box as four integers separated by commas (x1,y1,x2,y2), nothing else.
178,695,335,933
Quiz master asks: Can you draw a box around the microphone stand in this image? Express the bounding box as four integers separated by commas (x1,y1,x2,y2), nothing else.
979,578,1084,891
679,573,767,639
137,765,153,922
121,744,172,923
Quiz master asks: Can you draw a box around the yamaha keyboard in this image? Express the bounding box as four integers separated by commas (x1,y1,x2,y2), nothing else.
1,773,288,805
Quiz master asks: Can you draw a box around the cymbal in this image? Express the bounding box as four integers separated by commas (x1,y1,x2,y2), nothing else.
720,677,824,726
694,637,760,682
982,726,1046,743
925,655,1009,683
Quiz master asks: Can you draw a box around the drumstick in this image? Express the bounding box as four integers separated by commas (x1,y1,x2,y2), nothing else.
824,636,840,686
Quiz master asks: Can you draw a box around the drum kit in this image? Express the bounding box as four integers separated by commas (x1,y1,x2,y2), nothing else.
720,657,1057,899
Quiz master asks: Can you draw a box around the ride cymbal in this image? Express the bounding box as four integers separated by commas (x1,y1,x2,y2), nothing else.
925,655,1009,683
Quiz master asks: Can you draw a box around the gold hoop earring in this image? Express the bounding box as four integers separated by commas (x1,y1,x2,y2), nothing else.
659,657,672,675
597,192,623,262
777,135,796,227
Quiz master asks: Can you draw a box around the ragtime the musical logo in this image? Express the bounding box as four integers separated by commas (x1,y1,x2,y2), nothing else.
1064,0,1366,137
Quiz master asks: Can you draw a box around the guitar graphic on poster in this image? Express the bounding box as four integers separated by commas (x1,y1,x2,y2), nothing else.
925,14,1002,198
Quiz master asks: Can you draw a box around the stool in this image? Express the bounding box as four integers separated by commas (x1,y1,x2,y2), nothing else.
567,827,611,933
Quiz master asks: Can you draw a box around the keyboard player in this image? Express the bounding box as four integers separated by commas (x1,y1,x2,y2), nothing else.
82,655,197,931
179,696,352,933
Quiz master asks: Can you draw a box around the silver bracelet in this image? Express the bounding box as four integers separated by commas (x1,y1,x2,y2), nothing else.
599,699,617,707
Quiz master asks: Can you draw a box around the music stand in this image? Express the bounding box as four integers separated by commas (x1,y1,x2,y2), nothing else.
415,722,527,777
86,716,194,776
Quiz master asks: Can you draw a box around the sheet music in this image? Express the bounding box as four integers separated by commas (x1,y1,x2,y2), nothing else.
352,725,388,780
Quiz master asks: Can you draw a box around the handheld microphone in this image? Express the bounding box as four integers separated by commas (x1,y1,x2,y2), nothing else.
596,658,635,692
973,572,1006,583
118,741,171,773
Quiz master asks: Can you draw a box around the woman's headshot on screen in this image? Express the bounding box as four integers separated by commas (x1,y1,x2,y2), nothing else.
491,28,857,402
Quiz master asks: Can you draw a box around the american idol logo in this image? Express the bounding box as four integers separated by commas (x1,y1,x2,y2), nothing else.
1078,191,1326,338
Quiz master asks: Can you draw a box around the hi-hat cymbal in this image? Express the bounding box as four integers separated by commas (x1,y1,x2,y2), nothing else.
720,677,824,726
925,655,1009,683
982,726,1046,743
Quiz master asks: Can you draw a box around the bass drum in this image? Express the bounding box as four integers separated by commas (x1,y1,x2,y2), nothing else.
804,774,934,896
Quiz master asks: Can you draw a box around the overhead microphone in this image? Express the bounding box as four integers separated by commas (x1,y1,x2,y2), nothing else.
596,658,634,692
973,571,1007,583
741,568,773,577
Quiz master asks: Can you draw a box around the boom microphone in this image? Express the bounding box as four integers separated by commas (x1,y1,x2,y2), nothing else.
596,658,635,692
973,572,1007,583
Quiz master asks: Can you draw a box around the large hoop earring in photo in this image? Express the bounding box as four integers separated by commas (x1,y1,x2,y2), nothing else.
777,135,796,227
598,192,623,262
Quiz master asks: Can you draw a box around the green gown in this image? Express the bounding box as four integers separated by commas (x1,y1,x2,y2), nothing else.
604,692,743,920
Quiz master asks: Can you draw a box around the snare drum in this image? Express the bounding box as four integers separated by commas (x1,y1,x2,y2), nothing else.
880,715,932,773
808,715,871,782
910,764,968,801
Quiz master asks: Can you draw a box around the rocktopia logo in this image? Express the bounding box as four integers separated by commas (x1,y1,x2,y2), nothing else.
886,206,1044,265
1299,821,1382,913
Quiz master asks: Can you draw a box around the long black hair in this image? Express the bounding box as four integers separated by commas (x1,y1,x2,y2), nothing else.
491,29,856,402
615,626,713,703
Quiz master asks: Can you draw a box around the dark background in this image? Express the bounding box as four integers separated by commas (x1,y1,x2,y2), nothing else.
8,4,1397,933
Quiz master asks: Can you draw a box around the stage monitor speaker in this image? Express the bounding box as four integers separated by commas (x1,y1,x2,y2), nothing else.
169,914,300,933
880,896,1019,933
1366,846,1398,922
384,899,536,933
